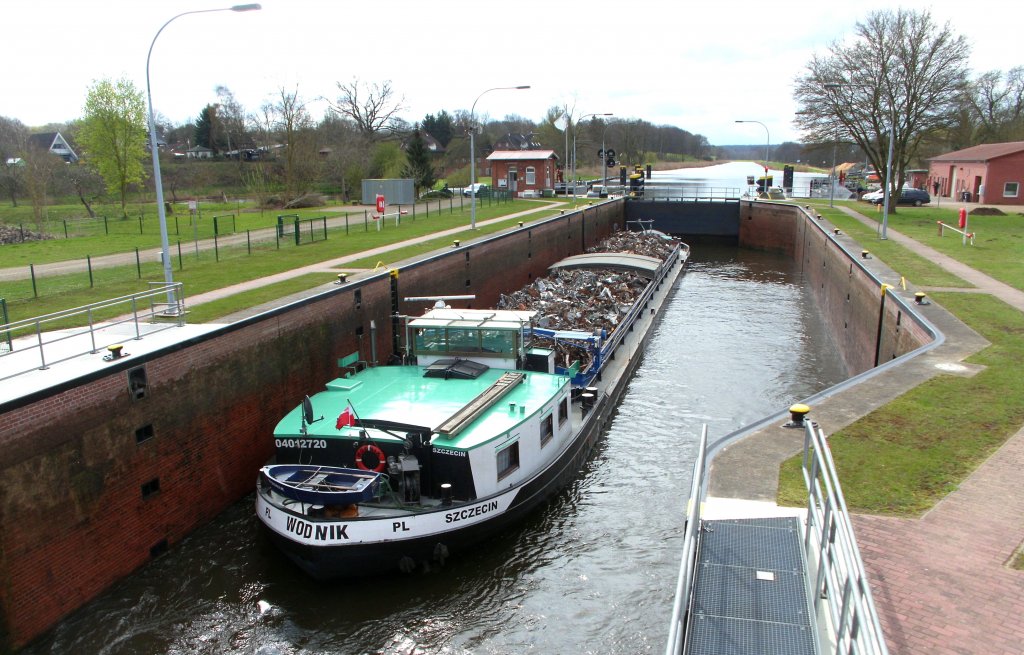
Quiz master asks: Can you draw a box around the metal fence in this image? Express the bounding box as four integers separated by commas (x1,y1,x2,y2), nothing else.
0,284,185,383
664,425,708,655
801,420,890,655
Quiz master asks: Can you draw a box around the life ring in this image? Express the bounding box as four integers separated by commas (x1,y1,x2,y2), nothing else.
355,444,387,472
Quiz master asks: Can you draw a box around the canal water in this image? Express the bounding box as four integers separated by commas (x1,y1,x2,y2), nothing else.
25,240,848,655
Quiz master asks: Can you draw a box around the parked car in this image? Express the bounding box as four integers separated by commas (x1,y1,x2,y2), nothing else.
860,189,885,203
866,188,931,206
420,187,453,199
462,183,488,197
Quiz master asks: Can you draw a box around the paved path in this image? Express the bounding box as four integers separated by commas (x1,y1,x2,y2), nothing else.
181,201,561,309
0,198,563,282
829,206,1024,654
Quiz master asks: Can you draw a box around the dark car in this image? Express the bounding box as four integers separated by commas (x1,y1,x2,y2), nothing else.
871,188,930,206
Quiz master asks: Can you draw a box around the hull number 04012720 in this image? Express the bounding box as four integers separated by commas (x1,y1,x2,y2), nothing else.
274,439,327,449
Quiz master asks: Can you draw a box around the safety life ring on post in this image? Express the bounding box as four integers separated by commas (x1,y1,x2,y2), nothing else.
355,444,387,472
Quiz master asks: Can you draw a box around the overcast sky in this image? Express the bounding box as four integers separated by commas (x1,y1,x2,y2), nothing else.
7,0,1020,146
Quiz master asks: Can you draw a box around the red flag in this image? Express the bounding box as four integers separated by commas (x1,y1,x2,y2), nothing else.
336,406,355,429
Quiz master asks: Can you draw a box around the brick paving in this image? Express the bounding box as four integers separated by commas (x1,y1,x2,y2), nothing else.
851,427,1024,655
838,206,1024,654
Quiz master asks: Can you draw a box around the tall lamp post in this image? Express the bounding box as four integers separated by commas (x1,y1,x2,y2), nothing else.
572,112,612,204
824,83,896,239
146,3,261,314
735,120,770,194
469,85,530,230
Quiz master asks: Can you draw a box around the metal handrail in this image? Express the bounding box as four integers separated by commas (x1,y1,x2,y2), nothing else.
664,424,708,655
0,284,185,382
801,421,889,655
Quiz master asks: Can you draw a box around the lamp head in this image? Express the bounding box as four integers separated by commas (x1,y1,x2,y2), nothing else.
231,3,261,11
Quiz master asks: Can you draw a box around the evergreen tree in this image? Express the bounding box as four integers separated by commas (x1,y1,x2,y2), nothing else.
193,104,219,151
401,127,435,195
422,110,454,147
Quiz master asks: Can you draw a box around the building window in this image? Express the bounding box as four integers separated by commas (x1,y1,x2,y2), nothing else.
141,478,161,499
541,414,554,445
558,396,568,427
526,166,536,185
497,442,520,480
1004,182,1019,198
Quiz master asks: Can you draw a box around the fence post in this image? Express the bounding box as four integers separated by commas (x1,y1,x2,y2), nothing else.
0,298,10,353
103,215,108,235
214,233,219,261
177,241,183,270
63,220,68,239
30,263,38,298
294,217,300,246
138,214,143,234
345,213,349,235
88,255,94,287
136,247,141,278
364,210,368,232
247,229,251,255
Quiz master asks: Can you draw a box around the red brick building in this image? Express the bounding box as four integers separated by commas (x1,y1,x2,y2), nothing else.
927,141,1024,205
486,150,559,197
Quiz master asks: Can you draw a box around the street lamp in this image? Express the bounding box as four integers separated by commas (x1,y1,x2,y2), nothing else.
572,112,612,204
146,3,261,314
823,83,896,239
469,85,530,229
735,120,770,195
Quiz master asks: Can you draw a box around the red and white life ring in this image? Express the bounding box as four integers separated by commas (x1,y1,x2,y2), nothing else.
355,443,387,472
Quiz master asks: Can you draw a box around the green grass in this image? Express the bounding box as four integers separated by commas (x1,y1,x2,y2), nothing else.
183,273,339,323
806,202,972,288
1,198,562,326
778,291,1024,515
812,199,1024,288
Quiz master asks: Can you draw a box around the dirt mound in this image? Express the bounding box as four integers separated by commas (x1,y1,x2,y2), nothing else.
969,207,1006,216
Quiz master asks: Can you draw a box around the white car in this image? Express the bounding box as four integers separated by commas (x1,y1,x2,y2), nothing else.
462,183,488,197
860,189,885,203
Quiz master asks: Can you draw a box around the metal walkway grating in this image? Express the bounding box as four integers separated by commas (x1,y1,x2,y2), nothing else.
684,516,818,655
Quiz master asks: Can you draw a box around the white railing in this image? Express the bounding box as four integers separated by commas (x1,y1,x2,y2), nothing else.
936,220,976,245
0,283,185,382
664,424,708,655
802,421,890,655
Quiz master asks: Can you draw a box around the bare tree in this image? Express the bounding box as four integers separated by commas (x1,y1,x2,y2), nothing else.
794,9,970,205
270,86,318,203
215,85,249,161
966,67,1024,143
327,79,406,140
21,145,60,228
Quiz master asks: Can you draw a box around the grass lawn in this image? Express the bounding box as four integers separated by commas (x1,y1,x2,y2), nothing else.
806,202,971,288
1,200,567,328
816,199,1024,288
777,290,1024,515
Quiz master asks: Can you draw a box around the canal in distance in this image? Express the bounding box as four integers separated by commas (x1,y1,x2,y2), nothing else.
26,242,848,654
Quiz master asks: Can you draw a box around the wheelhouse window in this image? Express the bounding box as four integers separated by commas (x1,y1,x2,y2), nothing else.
1004,182,1019,198
497,442,520,480
526,166,536,185
558,396,568,426
540,414,554,446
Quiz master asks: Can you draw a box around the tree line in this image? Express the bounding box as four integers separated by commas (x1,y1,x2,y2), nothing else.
0,77,712,228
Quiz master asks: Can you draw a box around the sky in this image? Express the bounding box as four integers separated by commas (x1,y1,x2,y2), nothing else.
6,0,1021,146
